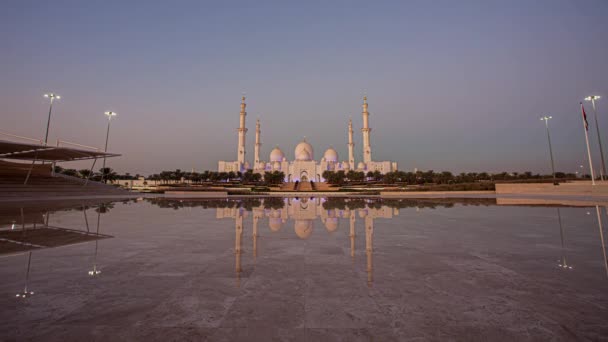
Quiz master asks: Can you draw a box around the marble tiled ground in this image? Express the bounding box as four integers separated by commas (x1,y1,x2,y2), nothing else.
1,201,607,341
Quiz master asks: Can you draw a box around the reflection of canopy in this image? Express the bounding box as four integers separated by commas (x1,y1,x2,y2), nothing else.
0,200,114,255
0,226,111,255
0,140,120,162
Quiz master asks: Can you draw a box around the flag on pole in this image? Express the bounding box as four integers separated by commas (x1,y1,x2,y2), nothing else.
581,102,589,131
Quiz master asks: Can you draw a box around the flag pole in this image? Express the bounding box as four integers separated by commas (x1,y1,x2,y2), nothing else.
582,102,596,185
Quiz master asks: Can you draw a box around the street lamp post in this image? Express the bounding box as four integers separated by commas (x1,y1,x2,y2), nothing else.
101,111,117,183
585,96,604,181
43,93,60,146
540,116,558,185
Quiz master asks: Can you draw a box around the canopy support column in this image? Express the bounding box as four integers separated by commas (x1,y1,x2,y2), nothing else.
24,157,38,185
84,158,97,187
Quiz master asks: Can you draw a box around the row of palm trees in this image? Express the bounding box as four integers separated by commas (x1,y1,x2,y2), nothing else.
146,169,265,184
54,166,120,183
321,169,581,185
55,165,581,186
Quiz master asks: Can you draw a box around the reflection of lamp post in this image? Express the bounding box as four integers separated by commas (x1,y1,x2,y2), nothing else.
540,116,557,185
556,208,573,270
16,252,34,298
43,93,60,146
101,111,117,183
585,96,605,180
88,210,102,276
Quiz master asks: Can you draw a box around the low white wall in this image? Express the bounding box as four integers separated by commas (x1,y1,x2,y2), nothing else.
380,191,494,197
495,181,608,195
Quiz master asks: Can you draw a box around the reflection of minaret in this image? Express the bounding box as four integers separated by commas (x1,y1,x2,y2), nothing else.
349,210,356,258
16,252,34,298
361,96,372,163
237,96,248,165
235,213,243,287
254,119,261,166
253,211,259,260
348,118,355,167
556,208,572,270
365,216,374,287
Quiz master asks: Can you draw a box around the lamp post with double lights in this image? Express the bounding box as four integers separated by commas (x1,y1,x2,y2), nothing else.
43,93,60,146
540,116,558,185
585,96,605,181
101,111,117,183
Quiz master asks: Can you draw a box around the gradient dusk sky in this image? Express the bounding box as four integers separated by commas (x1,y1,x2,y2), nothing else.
2,0,607,175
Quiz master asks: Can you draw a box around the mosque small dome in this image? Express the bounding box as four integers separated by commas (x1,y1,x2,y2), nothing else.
270,147,285,162
294,220,313,239
323,148,338,162
294,140,314,161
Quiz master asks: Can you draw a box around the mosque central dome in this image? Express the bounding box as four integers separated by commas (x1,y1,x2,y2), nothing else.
294,140,314,161
294,219,313,239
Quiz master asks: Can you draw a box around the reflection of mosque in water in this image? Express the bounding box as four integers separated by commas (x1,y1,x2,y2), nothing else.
216,197,400,286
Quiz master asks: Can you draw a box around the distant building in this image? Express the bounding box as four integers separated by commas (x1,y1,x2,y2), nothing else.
218,96,397,182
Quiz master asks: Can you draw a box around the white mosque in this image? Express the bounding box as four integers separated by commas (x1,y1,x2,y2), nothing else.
218,96,398,182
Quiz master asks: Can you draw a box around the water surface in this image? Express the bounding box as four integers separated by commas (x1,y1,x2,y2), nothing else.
1,197,607,341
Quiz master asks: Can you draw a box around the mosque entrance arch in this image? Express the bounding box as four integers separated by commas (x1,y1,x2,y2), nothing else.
300,171,309,182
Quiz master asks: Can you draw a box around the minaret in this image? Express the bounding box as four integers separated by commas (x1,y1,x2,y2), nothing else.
348,118,355,167
237,96,248,165
254,119,261,166
361,96,372,163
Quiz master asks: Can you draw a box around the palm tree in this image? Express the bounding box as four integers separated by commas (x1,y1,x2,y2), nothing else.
99,167,118,183
79,169,92,179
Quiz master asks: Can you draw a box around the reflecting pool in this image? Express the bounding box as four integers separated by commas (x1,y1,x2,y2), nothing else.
1,197,607,341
